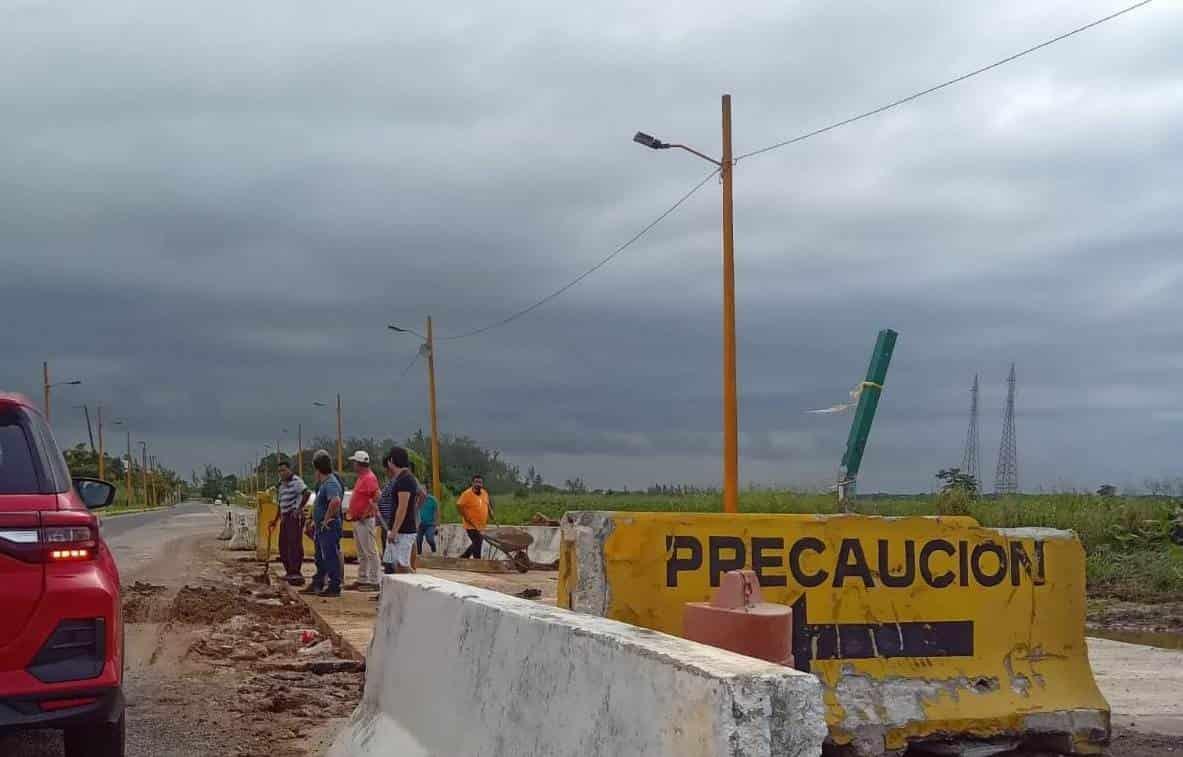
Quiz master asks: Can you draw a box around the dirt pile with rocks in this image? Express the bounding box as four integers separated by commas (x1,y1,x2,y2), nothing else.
119,547,363,757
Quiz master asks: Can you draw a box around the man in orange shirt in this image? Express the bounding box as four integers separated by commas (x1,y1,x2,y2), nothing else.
456,475,490,559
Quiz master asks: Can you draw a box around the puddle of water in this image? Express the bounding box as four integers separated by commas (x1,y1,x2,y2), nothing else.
1089,628,1183,650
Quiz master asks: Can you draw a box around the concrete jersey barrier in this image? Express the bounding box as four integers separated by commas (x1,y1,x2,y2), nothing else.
329,574,827,757
557,511,1109,756
434,523,560,563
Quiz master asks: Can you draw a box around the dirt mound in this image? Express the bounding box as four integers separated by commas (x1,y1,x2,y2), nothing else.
122,582,169,623
170,585,312,625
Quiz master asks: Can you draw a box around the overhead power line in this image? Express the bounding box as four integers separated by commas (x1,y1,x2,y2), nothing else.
428,0,1153,342
437,168,721,341
735,0,1155,161
396,352,420,382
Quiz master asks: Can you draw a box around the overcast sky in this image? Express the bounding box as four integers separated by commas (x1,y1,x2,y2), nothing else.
2,0,1179,493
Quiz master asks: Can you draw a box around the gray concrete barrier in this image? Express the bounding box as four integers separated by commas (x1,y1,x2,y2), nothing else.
433,523,560,563
328,574,826,757
227,512,257,551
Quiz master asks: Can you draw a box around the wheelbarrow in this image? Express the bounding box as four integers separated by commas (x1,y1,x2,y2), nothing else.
482,527,534,573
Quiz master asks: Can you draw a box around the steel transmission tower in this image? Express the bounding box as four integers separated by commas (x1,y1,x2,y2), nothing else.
961,374,981,484
994,364,1018,495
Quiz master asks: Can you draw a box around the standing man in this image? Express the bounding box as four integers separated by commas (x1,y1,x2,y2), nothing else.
383,447,420,573
377,468,397,575
456,475,490,559
416,486,439,555
346,450,381,591
301,450,344,597
270,459,310,586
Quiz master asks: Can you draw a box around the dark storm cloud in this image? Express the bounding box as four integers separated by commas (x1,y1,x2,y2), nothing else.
2,0,1180,491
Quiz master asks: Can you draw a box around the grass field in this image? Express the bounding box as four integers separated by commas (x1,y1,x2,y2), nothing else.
443,490,1183,601
101,481,174,514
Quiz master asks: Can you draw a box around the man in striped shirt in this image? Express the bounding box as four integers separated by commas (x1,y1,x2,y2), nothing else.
269,459,310,585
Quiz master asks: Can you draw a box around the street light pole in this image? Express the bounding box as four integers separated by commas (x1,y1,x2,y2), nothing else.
336,393,343,472
263,444,274,490
139,442,149,509
719,94,738,515
426,317,442,501
41,362,82,424
126,429,132,505
633,93,740,513
388,321,442,500
149,455,158,508
97,404,105,480
297,423,303,477
113,420,131,506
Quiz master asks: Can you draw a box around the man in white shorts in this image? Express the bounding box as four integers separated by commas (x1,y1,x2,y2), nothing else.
382,446,420,573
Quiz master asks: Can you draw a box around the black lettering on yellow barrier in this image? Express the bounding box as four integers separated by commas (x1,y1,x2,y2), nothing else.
666,535,1046,590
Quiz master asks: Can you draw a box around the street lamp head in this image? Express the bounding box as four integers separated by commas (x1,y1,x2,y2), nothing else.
313,401,327,407
387,324,408,333
633,131,668,150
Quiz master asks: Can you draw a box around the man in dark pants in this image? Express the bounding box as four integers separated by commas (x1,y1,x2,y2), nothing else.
456,475,490,559
269,459,310,585
300,450,344,597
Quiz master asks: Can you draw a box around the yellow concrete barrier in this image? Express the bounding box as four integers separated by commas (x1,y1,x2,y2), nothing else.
558,512,1109,755
254,491,376,562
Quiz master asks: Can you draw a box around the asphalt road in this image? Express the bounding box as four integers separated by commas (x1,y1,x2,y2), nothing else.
0,502,224,757
98,502,215,540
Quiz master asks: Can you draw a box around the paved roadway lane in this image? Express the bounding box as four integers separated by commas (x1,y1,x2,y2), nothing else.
100,501,219,541
1,501,224,756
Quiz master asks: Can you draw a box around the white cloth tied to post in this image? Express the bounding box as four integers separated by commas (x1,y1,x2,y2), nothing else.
807,380,883,415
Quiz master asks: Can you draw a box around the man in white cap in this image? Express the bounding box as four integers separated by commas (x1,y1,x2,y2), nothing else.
345,450,381,591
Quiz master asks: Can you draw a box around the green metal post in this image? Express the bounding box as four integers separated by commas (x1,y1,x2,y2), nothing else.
838,329,898,506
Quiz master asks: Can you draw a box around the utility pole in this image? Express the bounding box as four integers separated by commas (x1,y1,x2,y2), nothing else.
149,455,158,508
994,364,1019,495
97,404,105,480
388,320,443,499
336,393,344,472
719,94,738,514
633,94,739,513
125,429,133,506
139,442,149,509
961,375,981,484
297,423,303,477
426,317,442,500
43,362,50,423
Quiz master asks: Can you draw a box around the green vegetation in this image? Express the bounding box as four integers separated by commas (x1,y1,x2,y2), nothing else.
64,444,184,512
237,433,520,494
